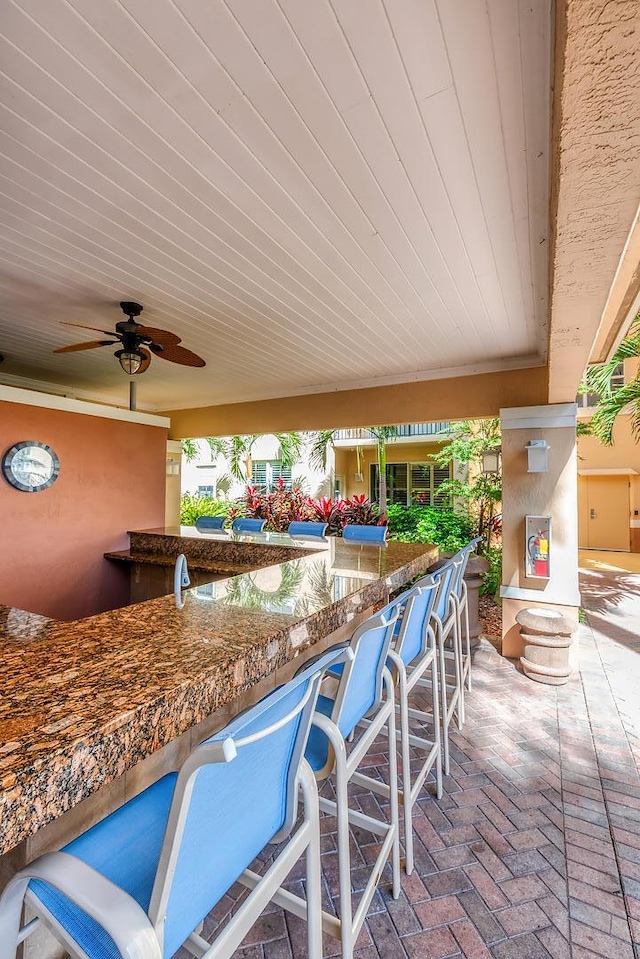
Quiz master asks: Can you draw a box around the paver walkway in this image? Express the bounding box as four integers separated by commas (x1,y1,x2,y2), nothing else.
190,560,640,959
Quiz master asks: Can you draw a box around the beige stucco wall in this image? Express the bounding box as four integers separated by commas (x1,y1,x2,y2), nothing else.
578,413,640,551
500,407,579,658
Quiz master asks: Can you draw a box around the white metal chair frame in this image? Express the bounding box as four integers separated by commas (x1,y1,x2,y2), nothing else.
355,586,443,876
278,611,401,959
450,537,482,693
0,653,341,959
426,560,465,777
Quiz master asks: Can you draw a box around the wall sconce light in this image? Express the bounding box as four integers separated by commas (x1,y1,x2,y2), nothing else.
481,449,501,474
526,439,550,473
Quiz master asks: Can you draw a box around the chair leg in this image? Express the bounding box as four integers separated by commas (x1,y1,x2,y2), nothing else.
334,743,355,959
397,666,414,876
455,617,465,729
386,690,401,899
437,631,451,776
430,646,443,801
464,600,472,691
302,771,323,959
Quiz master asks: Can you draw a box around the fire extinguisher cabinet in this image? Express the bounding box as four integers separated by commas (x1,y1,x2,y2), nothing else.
525,515,551,580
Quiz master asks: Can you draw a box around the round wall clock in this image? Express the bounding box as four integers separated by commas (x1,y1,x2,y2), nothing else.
2,442,60,492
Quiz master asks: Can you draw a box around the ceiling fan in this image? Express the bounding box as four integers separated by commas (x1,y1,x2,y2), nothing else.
53,301,206,375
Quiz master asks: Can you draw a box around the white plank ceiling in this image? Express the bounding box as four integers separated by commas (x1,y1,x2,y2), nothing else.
0,0,551,412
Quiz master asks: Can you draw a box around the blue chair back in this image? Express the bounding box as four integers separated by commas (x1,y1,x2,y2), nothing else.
195,515,226,531
394,576,439,666
342,524,387,543
432,560,457,622
231,518,267,533
150,648,339,957
332,600,400,737
288,521,328,538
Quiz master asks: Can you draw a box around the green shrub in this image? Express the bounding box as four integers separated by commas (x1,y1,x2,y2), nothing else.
387,505,474,553
481,545,502,598
180,493,231,526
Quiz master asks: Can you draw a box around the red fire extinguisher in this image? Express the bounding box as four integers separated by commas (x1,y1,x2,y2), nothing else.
528,530,549,577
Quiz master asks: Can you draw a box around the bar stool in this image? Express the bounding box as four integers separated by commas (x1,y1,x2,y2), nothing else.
451,537,483,692
342,524,387,543
430,560,465,775
288,521,328,537
0,650,341,959
231,518,267,533
357,581,443,875
288,607,401,959
195,515,227,531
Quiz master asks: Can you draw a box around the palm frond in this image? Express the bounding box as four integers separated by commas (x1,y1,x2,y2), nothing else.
275,431,303,468
589,379,640,445
308,429,337,471
205,436,225,459
181,438,199,462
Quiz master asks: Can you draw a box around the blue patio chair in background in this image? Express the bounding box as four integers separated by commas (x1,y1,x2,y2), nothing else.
0,649,343,959
342,523,387,543
195,515,227,531
287,521,328,537
231,517,267,533
297,604,402,959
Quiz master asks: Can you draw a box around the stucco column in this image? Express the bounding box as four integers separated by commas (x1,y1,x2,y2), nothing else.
165,439,183,526
500,404,580,658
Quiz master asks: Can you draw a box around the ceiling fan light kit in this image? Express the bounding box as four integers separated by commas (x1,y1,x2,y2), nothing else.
53,301,206,375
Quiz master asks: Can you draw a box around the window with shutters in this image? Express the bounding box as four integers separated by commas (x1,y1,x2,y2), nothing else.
197,485,215,498
370,462,451,506
251,460,293,492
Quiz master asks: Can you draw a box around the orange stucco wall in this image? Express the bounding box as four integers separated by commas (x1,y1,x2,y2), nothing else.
0,401,167,620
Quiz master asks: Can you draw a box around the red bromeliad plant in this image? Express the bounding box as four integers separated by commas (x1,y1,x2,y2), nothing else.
343,493,383,528
239,484,380,535
243,478,316,532
312,496,347,535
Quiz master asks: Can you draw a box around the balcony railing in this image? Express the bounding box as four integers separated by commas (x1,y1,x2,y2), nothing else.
334,423,450,441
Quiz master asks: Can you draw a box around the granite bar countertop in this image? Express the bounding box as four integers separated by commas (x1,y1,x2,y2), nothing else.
0,530,437,856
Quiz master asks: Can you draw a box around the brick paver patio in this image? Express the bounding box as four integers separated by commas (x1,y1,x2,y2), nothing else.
190,563,640,959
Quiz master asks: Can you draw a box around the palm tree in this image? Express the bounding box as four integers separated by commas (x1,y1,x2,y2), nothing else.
185,432,303,484
309,426,398,518
585,314,640,445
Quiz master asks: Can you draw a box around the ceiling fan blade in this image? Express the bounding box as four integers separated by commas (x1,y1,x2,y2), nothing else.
138,347,152,373
151,343,206,367
53,340,117,353
62,321,117,337
136,325,182,345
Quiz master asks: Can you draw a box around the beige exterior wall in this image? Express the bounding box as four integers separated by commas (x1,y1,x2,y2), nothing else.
578,413,640,552
500,405,580,659
334,442,448,501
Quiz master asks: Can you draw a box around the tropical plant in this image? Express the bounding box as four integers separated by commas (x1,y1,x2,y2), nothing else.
309,425,399,518
432,419,502,551
584,314,640,445
481,545,503,598
181,438,199,462
343,493,380,527
180,493,230,526
386,504,474,553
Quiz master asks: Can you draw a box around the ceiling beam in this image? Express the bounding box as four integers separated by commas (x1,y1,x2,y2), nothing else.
164,365,548,439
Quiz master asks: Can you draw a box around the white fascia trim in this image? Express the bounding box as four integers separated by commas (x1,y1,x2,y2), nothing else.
500,403,577,431
0,385,170,428
578,468,638,476
631,519,640,529
500,584,582,606
167,440,183,453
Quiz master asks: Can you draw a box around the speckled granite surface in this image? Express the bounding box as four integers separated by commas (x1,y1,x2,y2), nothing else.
0,531,437,856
